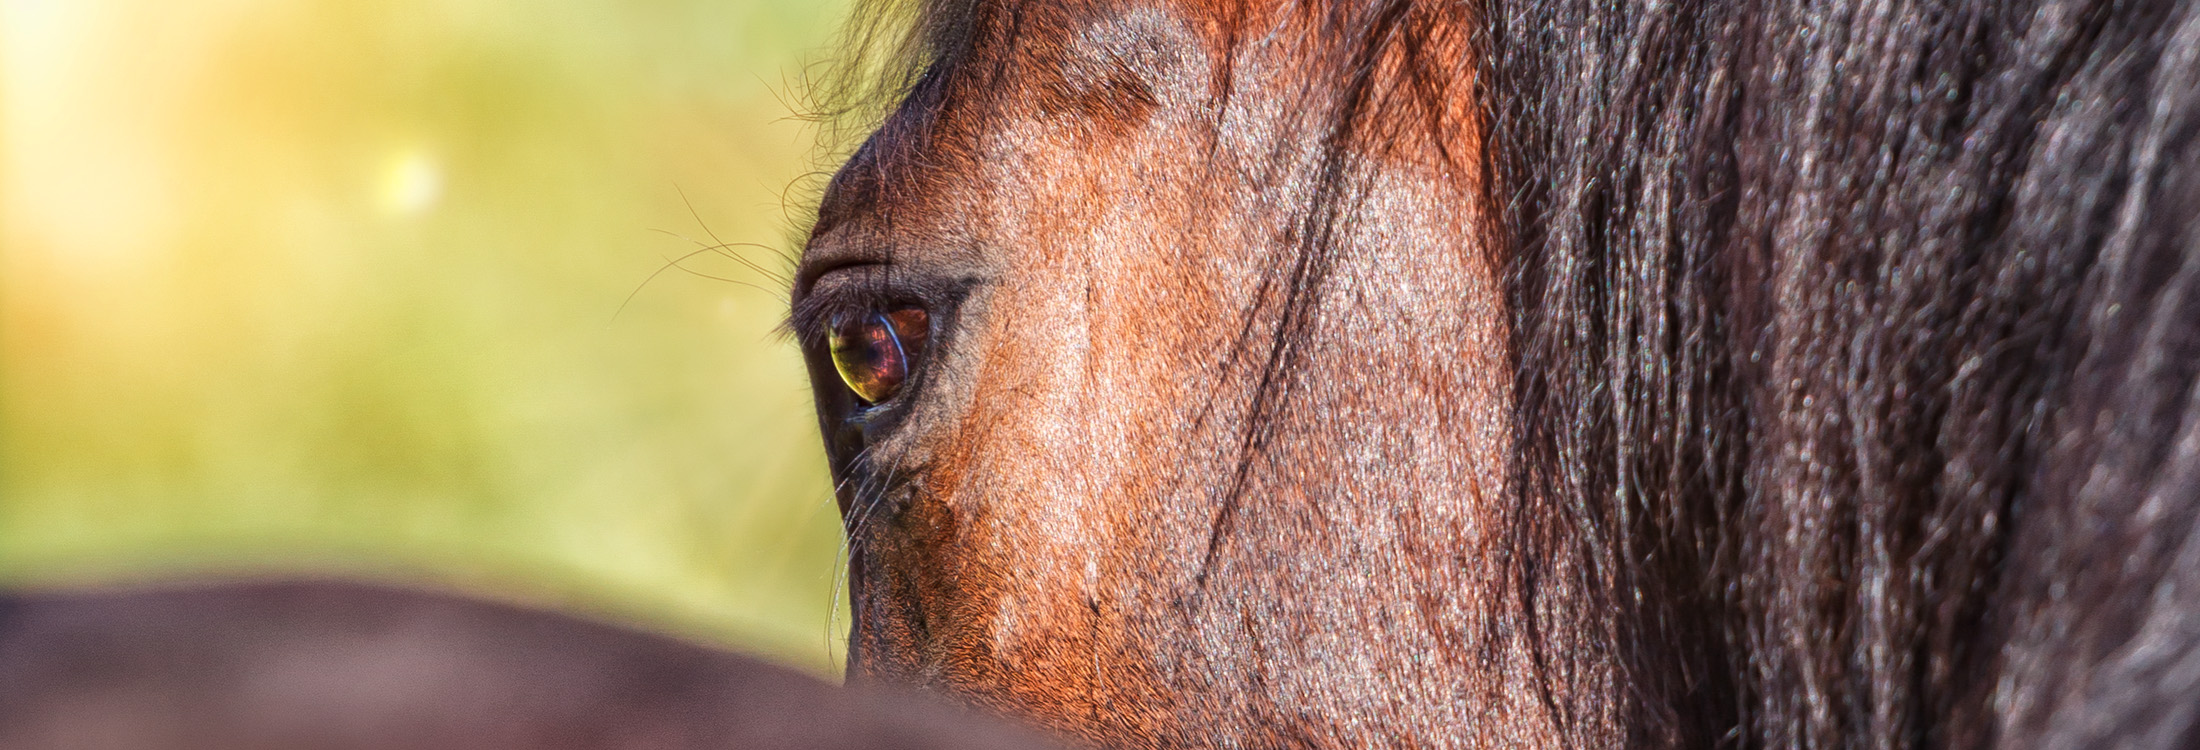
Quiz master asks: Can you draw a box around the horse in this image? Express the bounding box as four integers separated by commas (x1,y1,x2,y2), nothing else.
795,0,2200,747
1,0,2193,747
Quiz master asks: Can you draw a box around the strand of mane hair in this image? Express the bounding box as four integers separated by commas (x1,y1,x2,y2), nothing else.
1477,0,2200,746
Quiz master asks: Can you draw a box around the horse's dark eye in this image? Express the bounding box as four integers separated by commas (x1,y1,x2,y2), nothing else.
828,307,930,404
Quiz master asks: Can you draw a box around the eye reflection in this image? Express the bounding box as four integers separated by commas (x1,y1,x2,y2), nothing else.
828,307,930,404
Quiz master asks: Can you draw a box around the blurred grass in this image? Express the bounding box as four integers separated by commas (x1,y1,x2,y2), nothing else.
0,0,853,673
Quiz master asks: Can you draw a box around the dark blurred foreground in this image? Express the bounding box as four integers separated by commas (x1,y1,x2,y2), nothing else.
0,580,1058,750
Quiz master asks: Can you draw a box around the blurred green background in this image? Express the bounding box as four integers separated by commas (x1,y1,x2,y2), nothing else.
0,0,852,673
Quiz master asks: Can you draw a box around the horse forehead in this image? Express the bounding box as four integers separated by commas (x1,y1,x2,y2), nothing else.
977,0,1240,64
809,1,1228,248
928,0,1309,133
1032,0,1230,78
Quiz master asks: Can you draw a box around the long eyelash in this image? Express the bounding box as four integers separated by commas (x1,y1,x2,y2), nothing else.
787,285,896,349
788,269,966,348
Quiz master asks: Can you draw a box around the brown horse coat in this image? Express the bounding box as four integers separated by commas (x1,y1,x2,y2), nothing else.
801,0,2200,747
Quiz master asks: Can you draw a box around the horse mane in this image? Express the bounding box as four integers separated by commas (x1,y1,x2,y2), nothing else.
819,0,2200,746
1487,0,2200,747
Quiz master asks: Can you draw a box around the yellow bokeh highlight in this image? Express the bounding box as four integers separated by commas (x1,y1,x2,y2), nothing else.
1,0,852,673
377,148,445,216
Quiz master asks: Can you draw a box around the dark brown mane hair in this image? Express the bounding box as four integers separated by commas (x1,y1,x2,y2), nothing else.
818,0,2200,746
1489,0,2200,746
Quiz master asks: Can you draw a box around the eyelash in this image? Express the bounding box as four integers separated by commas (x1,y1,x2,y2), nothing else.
790,293,900,351
789,267,969,346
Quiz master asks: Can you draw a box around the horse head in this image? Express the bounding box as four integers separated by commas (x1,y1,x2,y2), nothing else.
795,2,1564,745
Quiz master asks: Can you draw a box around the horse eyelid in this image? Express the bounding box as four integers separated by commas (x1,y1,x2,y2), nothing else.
788,284,899,349
790,266,975,349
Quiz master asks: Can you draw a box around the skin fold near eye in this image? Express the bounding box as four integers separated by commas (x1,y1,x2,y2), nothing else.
828,307,930,404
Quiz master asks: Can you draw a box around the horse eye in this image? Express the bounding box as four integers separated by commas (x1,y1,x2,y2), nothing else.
827,307,930,404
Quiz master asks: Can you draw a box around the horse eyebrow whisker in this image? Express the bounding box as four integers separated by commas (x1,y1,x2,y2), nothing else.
676,184,801,270
644,228,795,287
